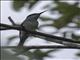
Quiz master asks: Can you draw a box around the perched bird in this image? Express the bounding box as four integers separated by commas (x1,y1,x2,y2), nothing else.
18,11,46,46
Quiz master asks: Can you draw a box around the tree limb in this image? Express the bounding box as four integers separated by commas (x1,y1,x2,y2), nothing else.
0,23,80,45
1,45,80,49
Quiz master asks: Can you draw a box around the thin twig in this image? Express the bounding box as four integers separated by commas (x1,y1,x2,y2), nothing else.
8,16,16,25
1,45,80,49
0,23,80,44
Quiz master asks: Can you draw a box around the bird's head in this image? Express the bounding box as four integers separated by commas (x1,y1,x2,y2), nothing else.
26,10,47,21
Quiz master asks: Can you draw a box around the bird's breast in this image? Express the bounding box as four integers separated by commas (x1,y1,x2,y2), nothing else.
23,21,38,31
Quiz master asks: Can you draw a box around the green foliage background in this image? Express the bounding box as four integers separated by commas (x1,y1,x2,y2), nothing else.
1,0,80,60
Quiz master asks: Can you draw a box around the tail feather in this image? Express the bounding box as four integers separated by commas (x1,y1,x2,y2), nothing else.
18,31,29,46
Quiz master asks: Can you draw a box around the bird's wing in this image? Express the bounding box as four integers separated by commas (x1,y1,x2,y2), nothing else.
22,20,38,31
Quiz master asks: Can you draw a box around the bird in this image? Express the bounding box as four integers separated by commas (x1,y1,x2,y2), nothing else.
18,11,46,46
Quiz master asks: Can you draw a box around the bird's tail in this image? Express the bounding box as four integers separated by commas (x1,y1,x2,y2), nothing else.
18,31,29,46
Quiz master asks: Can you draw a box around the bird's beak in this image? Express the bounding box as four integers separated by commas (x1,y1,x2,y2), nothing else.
39,10,47,14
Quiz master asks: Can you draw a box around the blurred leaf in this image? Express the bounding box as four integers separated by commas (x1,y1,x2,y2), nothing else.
28,0,39,9
8,35,19,40
1,49,21,60
23,49,56,60
13,48,57,60
31,50,51,59
77,53,80,57
76,20,80,28
56,2,80,14
72,33,80,42
53,2,80,29
12,47,30,56
42,4,50,9
54,0,59,3
12,0,39,11
7,35,19,45
53,14,73,29
40,16,54,21
76,51,80,57
12,0,27,11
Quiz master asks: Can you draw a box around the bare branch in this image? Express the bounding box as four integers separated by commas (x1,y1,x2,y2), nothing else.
0,23,80,45
8,16,16,25
0,27,10,30
1,45,80,49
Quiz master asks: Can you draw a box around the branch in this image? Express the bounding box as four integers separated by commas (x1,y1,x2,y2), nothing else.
0,23,80,45
1,25,77,47
1,45,80,49
0,27,10,30
8,16,16,25
44,37,80,47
